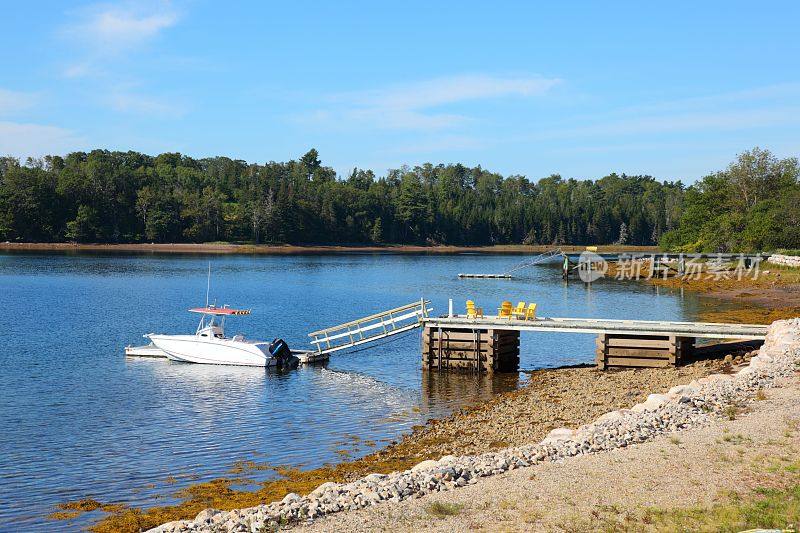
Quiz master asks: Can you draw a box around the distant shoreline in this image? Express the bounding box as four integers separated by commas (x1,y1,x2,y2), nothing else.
0,242,659,255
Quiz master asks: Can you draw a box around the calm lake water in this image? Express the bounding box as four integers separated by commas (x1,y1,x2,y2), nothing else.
0,252,710,530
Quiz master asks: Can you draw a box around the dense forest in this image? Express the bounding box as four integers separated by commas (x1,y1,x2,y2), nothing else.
659,147,800,252
0,147,795,250
0,149,683,246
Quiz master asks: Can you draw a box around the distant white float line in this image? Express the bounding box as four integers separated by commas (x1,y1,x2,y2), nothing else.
457,273,513,278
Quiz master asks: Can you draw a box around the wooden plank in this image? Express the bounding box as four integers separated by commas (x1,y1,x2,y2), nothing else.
426,331,492,342
434,351,486,360
605,357,671,368
599,337,673,348
605,347,671,358
425,340,493,351
423,325,519,373
604,333,676,340
596,347,607,370
489,333,520,342
488,338,520,349
425,335,518,347
490,345,520,356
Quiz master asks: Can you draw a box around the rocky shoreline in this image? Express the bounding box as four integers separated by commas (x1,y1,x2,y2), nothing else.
768,253,800,268
150,319,800,533
360,358,744,462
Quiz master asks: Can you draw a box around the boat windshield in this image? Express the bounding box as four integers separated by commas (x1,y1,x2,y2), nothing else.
196,313,226,337
190,306,250,336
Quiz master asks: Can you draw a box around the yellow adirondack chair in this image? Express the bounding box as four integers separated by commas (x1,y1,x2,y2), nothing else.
511,301,526,319
524,302,537,320
497,300,513,319
466,300,483,318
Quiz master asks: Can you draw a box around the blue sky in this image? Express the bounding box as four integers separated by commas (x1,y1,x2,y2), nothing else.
1,1,799,182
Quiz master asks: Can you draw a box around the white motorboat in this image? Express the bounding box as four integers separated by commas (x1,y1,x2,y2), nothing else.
147,305,294,367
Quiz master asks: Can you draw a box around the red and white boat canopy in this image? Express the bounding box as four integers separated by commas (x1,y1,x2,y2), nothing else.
188,306,251,316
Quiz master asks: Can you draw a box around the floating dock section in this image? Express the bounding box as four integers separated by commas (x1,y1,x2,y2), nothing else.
124,343,166,358
457,273,512,279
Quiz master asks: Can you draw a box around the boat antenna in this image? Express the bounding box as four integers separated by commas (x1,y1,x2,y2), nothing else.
206,262,211,308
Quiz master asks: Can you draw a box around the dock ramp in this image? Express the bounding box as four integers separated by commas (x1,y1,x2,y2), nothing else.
308,299,432,355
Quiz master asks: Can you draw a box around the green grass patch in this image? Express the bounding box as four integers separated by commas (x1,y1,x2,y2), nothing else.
567,484,800,532
425,501,463,518
721,433,750,445
723,405,739,420
653,484,800,531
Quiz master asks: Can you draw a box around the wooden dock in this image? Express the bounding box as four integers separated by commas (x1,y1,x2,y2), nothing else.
422,327,519,372
422,316,768,339
421,316,767,371
595,333,694,369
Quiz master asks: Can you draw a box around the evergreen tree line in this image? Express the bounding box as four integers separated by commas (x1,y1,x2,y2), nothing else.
0,146,793,250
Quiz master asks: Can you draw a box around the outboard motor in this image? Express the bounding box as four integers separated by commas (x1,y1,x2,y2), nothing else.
269,338,298,369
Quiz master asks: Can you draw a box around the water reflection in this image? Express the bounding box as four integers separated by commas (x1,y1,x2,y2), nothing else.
420,370,522,412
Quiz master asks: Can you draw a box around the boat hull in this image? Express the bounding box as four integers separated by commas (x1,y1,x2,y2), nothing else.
148,335,276,367
125,343,167,358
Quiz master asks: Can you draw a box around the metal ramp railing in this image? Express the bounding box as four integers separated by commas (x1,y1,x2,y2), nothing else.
308,299,432,354
502,248,563,276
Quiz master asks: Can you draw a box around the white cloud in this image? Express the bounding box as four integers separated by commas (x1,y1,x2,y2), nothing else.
0,122,86,157
65,1,179,52
56,2,186,117
0,89,38,115
302,74,561,131
60,1,180,78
